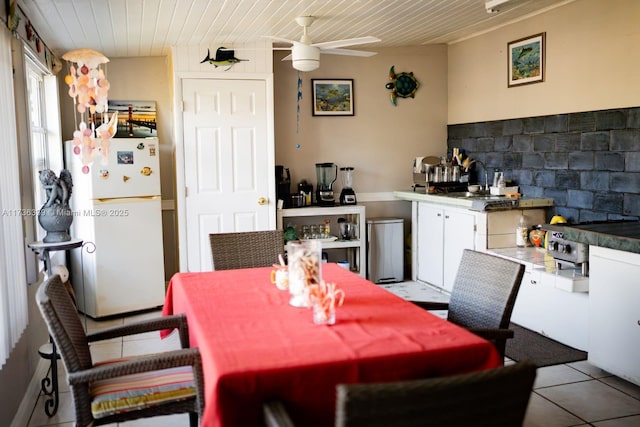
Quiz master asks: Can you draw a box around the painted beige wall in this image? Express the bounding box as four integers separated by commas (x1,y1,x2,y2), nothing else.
105,57,175,200
448,0,640,124
274,45,448,195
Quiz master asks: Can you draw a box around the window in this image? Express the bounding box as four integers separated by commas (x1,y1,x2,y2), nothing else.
25,55,63,242
0,30,62,367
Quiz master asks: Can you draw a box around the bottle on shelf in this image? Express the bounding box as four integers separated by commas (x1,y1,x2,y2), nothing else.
516,215,529,247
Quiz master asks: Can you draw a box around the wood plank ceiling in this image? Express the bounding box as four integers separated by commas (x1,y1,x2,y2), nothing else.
21,0,572,58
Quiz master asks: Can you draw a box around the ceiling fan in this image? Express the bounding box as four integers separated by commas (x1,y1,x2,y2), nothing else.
264,16,380,72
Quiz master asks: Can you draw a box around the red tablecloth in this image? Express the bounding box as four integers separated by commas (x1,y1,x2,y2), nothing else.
162,263,501,427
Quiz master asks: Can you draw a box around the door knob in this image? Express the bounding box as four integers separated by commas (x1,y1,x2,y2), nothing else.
258,197,267,205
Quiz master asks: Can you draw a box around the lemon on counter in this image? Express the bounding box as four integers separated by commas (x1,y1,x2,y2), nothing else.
550,215,567,224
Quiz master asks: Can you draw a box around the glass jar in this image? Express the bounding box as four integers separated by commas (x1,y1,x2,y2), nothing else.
286,240,322,308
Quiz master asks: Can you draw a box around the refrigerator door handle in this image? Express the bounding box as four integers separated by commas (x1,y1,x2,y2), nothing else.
96,195,161,203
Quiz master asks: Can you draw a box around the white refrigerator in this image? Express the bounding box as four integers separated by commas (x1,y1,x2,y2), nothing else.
65,138,165,318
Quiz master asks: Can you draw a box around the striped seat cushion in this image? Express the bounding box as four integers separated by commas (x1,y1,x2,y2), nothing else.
90,361,196,419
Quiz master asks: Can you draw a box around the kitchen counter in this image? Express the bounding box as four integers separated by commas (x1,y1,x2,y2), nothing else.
393,189,554,211
562,222,640,254
489,247,589,292
401,190,550,292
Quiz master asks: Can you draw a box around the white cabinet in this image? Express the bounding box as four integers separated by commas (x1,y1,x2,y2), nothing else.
416,204,444,287
491,247,589,351
511,269,545,332
511,267,588,350
443,210,476,291
415,203,475,292
277,205,366,277
589,246,640,386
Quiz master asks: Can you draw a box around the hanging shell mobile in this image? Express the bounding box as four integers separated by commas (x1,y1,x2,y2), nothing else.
62,48,116,173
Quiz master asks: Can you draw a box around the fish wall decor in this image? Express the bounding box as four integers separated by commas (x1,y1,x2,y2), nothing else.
200,47,248,70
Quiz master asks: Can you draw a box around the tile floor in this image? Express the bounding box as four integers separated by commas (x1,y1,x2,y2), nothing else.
24,281,640,427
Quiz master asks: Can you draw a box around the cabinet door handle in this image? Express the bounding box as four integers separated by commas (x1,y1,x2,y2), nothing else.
637,320,640,326
530,279,537,285
437,213,442,217
444,215,449,219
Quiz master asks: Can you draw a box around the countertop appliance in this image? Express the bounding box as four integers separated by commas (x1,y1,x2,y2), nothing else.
276,165,291,207
545,223,590,276
412,155,440,188
316,162,338,206
412,156,466,192
544,220,639,277
339,166,356,205
65,138,165,318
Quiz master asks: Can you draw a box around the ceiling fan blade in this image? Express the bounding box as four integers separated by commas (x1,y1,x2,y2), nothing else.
313,36,380,50
281,53,293,61
320,48,378,57
262,35,297,45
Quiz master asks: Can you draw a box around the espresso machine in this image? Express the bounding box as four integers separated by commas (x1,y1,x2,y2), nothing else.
315,163,338,206
339,167,357,205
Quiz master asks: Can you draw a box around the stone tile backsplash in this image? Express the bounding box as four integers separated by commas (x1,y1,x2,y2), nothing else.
448,107,640,223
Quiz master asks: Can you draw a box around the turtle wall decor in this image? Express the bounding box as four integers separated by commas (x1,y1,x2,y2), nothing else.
385,65,420,106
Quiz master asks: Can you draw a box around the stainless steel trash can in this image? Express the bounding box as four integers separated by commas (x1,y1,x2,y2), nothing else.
367,218,404,283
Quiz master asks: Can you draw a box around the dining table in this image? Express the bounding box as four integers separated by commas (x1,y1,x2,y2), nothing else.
162,263,501,427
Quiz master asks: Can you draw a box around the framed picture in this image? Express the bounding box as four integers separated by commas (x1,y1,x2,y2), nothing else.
106,100,157,138
311,79,354,116
508,32,545,87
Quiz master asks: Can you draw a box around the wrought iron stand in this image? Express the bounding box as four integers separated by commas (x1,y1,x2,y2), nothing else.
28,238,83,417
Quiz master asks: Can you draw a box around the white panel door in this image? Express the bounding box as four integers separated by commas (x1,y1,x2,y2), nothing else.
183,79,271,271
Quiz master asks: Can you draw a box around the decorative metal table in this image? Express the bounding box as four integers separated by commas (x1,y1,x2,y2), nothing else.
28,238,83,417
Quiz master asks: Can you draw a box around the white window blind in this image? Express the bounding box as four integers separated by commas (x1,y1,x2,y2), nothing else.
0,25,28,368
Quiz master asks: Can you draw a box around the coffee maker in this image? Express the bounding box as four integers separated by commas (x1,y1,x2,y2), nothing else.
339,167,357,205
275,165,291,207
315,163,338,206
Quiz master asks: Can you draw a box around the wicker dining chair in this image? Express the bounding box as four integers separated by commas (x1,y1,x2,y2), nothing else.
209,229,284,270
411,249,526,362
263,361,537,427
36,274,205,427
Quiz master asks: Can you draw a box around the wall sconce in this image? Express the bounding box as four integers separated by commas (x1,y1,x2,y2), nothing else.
62,48,117,174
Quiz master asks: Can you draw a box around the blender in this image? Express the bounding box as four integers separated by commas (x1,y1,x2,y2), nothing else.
315,163,338,206
339,167,357,205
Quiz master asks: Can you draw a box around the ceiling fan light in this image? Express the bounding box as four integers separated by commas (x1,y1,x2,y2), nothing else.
292,43,320,72
293,59,319,72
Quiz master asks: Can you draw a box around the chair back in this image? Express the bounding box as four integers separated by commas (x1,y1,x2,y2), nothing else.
447,249,525,331
36,274,95,424
36,274,93,373
336,361,536,427
209,230,284,270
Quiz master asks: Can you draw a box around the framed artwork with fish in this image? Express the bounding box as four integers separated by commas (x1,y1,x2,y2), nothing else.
311,79,354,116
508,33,545,87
